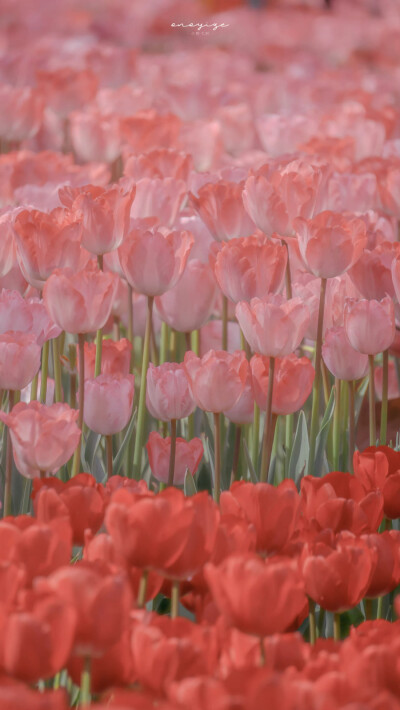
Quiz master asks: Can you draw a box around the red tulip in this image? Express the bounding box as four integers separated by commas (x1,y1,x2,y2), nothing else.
250,353,314,415
205,554,308,637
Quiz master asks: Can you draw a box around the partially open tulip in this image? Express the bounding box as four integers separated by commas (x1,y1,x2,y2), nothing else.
0,289,33,333
155,260,217,333
70,110,122,164
45,561,132,657
190,181,256,242
146,362,195,421
84,374,134,435
213,235,287,303
242,175,290,237
146,431,203,485
220,480,300,555
250,354,314,415
236,295,310,358
300,533,375,612
223,367,254,424
184,350,248,413
0,402,80,479
43,264,118,334
348,242,400,301
3,588,76,683
13,208,86,290
294,211,367,279
72,183,136,255
118,227,193,297
82,338,132,378
322,326,369,380
0,332,41,390
344,296,395,355
205,554,308,637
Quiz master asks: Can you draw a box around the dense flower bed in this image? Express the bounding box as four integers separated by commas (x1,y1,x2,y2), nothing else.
1,0,400,706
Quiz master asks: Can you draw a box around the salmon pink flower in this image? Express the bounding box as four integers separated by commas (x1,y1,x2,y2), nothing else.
36,67,98,119
344,296,395,355
70,110,122,164
13,208,86,290
0,86,44,142
155,260,217,333
146,362,195,422
213,235,287,303
250,354,314,415
190,181,256,242
322,326,369,380
84,375,135,435
236,295,310,357
0,402,80,479
294,211,367,279
82,338,132,378
43,264,118,334
118,227,193,297
72,183,136,256
348,242,400,301
146,431,203,486
0,332,41,391
243,175,290,237
184,350,248,413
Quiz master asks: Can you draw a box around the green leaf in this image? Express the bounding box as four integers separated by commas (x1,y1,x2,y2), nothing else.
221,421,236,492
84,430,101,471
112,408,137,477
313,388,335,476
202,434,215,482
288,411,309,486
242,438,258,483
184,469,197,496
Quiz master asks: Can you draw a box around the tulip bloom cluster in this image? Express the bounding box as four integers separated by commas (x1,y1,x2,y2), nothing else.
1,0,400,707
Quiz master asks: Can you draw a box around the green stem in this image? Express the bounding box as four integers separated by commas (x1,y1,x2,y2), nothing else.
348,380,355,473
283,240,292,299
133,296,153,479
284,413,294,477
4,390,14,517
332,378,341,470
53,336,63,402
171,580,180,619
69,344,77,409
222,295,228,351
30,372,38,401
333,612,341,641
252,402,260,472
40,340,50,404
160,322,168,365
71,334,85,478
260,357,275,483
213,412,221,503
380,349,389,445
137,569,148,608
308,277,327,476
167,419,177,487
191,329,200,356
80,656,91,706
376,596,383,620
106,435,113,478
94,327,102,378
364,598,373,620
127,285,134,372
368,354,376,446
231,425,241,483
309,599,317,645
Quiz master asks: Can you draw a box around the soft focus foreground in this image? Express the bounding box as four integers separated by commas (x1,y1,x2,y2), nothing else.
2,0,400,707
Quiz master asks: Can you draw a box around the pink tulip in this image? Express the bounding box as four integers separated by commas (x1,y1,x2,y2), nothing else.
184,350,248,413
155,260,217,333
322,327,369,381
146,431,203,485
83,375,135,435
190,181,256,242
213,235,287,303
0,289,33,333
27,299,62,346
0,86,43,142
130,177,187,228
242,175,290,237
0,402,80,478
344,297,395,355
294,211,367,279
0,332,41,390
70,110,122,164
236,295,310,358
251,354,314,415
390,255,400,304
43,264,118,334
223,368,254,425
13,208,87,290
348,242,400,301
146,363,195,422
118,227,193,297
82,338,132,379
72,184,136,256
199,320,241,356
124,148,193,182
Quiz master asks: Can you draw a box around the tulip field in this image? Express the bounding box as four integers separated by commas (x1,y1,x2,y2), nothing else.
3,0,400,707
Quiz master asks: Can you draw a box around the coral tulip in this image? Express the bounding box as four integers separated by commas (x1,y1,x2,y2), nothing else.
184,350,248,413
250,354,314,415
146,431,203,485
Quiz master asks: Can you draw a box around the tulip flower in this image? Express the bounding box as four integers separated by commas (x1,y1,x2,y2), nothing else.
146,431,203,486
